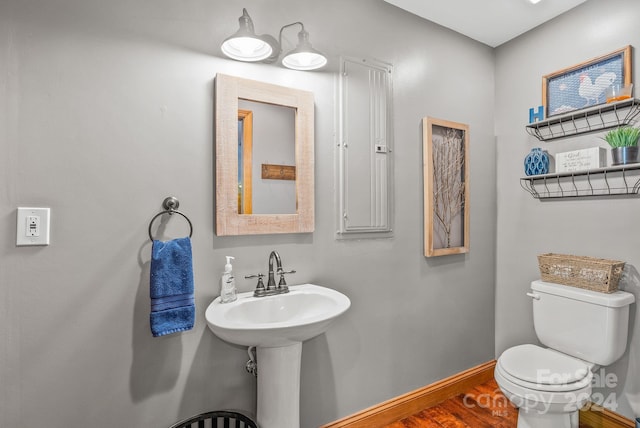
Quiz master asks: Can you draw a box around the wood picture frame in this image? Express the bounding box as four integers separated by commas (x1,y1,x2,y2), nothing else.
423,117,469,257
261,164,296,180
543,46,632,118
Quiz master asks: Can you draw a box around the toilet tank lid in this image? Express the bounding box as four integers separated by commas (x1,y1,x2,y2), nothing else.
532,280,635,308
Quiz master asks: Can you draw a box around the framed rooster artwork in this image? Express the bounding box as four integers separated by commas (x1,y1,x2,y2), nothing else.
542,45,632,118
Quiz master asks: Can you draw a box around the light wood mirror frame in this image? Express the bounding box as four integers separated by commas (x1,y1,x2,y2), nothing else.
215,73,315,235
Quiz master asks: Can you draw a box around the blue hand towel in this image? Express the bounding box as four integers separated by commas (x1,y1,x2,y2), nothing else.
150,237,195,337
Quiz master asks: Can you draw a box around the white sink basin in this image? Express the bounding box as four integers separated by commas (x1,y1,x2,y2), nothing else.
205,283,350,347
205,283,351,428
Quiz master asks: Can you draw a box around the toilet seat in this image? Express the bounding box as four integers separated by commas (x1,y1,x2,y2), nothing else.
497,344,592,392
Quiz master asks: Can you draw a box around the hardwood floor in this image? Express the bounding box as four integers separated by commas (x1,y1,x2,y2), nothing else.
383,379,594,428
383,379,517,428
321,360,634,428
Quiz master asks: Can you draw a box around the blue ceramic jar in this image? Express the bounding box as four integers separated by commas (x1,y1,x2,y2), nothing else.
524,148,549,176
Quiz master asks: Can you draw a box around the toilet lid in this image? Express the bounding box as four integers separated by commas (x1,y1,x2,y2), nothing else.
499,344,590,386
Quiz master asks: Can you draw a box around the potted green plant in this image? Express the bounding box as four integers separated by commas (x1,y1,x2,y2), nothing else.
603,126,640,165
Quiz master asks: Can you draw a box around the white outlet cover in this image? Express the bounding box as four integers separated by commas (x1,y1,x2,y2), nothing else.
16,207,50,246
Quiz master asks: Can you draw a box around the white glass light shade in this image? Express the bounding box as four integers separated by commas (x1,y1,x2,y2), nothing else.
221,8,274,62
282,51,327,70
281,29,327,71
221,36,273,62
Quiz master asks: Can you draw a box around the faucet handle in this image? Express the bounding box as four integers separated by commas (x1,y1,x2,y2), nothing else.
245,273,266,295
245,273,265,279
277,269,296,288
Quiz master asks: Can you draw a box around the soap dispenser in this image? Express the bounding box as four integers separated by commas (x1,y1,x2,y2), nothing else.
220,256,237,303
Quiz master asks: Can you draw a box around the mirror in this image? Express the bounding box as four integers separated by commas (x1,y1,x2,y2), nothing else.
237,100,296,215
215,73,314,235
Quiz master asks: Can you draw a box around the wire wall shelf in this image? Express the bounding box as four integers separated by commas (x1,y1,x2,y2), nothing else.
521,163,640,199
525,99,640,142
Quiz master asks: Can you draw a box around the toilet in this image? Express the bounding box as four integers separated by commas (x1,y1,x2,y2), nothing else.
495,280,635,428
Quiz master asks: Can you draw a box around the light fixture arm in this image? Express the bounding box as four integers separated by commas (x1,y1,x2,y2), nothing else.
278,22,305,50
239,8,255,33
263,22,304,63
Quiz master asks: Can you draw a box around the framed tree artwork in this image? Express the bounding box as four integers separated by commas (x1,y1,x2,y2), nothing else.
423,117,469,257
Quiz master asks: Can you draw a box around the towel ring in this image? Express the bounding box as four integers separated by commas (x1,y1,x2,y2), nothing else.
148,197,193,242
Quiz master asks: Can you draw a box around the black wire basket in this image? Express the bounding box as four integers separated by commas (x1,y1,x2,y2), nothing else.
169,410,258,428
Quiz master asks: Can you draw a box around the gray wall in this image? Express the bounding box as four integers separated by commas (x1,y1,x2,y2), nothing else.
495,0,640,420
0,0,497,427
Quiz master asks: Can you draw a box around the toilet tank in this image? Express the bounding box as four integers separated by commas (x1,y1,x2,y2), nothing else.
530,280,635,366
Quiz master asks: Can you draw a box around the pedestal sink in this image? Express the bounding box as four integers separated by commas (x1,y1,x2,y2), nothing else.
205,283,351,428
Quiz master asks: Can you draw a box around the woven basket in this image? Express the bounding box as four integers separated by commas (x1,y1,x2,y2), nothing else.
537,253,625,293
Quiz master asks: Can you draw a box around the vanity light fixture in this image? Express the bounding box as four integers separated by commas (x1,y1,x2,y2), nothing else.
279,22,327,71
529,0,542,4
220,9,276,62
221,9,327,71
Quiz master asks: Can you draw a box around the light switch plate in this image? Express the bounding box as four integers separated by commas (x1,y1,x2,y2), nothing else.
16,207,50,246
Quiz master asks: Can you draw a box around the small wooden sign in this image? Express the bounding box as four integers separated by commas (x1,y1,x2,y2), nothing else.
556,147,606,172
261,164,296,180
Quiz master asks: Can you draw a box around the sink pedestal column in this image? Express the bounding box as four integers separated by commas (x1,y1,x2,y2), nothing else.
256,342,302,428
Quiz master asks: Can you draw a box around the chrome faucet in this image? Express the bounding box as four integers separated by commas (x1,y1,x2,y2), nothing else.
245,250,296,297
267,250,283,290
